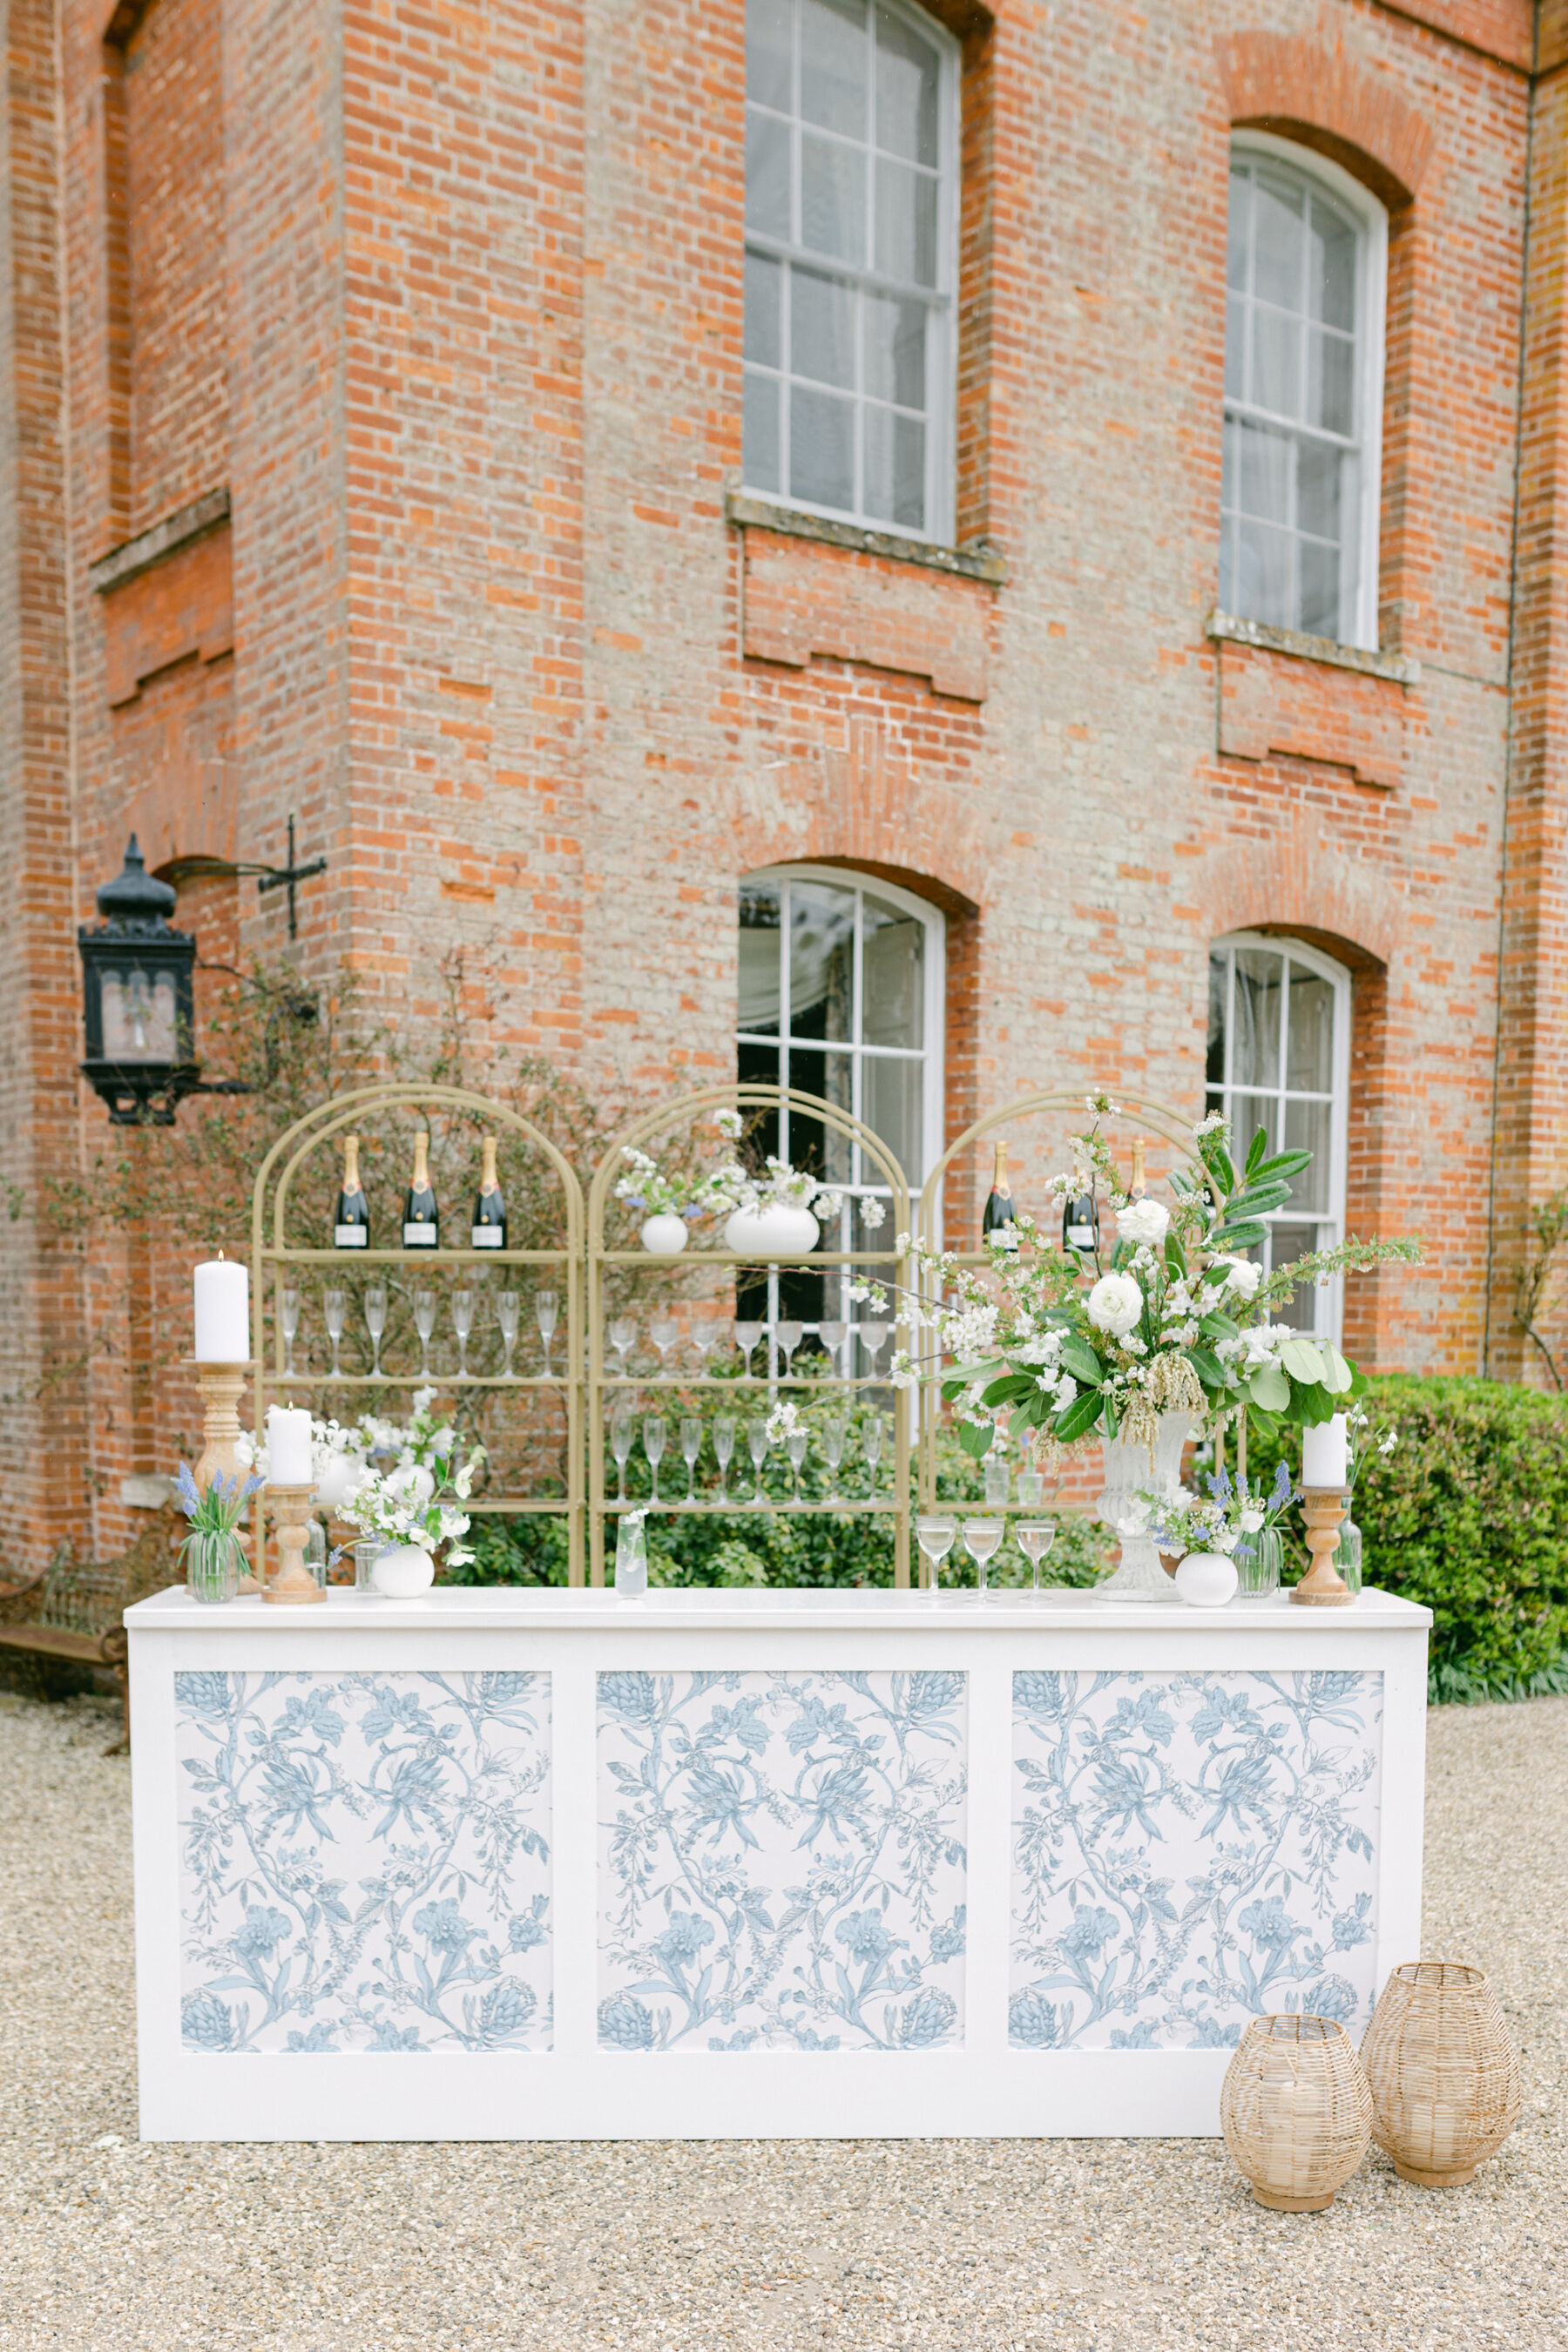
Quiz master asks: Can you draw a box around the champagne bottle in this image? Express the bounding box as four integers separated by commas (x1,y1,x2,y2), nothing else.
1062,1187,1099,1255
402,1130,439,1248
334,1134,370,1248
471,1135,507,1249
1129,1139,1146,1200
981,1139,1019,1252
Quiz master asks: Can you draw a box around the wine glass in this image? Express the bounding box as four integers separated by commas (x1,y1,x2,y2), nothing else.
859,1320,890,1376
643,1415,666,1504
414,1289,437,1377
777,1319,804,1379
497,1290,520,1378
733,1320,763,1376
916,1515,957,1598
963,1516,1004,1598
713,1415,736,1500
323,1288,346,1380
862,1414,885,1497
611,1410,635,1504
821,1415,846,1500
818,1318,847,1379
364,1285,388,1380
281,1288,301,1379
787,1427,809,1502
680,1416,703,1500
452,1289,475,1379
746,1417,770,1501
609,1317,637,1378
649,1314,680,1375
690,1319,717,1376
536,1288,559,1375
1017,1521,1058,1594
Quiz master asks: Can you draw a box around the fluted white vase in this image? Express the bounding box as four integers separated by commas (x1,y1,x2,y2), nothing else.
1096,1410,1192,1601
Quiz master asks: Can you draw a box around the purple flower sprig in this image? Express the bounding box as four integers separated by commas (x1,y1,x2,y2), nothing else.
174,1459,263,1540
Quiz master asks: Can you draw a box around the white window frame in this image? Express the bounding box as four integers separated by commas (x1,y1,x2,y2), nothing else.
1225,131,1388,653
740,0,962,545
1206,929,1351,1346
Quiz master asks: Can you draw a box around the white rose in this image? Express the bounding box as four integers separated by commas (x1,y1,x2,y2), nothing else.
1116,1199,1169,1248
1086,1271,1144,1338
1239,1507,1265,1534
1052,1373,1078,1409
1217,1255,1262,1299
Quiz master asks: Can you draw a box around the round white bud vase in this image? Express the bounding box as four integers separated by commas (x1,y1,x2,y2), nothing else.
1174,1551,1240,1609
723,1204,820,1257
639,1212,690,1256
370,1544,436,1598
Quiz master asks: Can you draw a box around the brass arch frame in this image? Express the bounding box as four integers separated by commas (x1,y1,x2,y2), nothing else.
586,1084,913,1589
250,1083,586,1581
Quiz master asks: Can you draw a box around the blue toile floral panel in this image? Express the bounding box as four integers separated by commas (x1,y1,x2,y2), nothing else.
1010,1670,1382,2051
597,1670,968,2052
176,1671,551,2054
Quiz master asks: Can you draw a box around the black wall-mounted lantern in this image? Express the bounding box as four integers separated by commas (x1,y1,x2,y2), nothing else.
78,836,199,1124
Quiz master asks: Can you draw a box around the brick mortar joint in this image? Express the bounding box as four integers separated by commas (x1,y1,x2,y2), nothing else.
1206,608,1420,686
88,486,231,597
726,490,1009,585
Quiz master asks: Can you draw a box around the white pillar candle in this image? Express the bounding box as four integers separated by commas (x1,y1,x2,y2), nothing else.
1301,1413,1349,1490
267,1404,314,1487
193,1257,250,1362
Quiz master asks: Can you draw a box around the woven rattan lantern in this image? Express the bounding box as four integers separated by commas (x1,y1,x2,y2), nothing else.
1220,2015,1373,2212
1360,1960,1520,2187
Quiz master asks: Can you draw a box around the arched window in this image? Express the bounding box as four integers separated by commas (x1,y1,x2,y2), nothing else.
1222,135,1386,651
1206,933,1350,1342
742,0,959,541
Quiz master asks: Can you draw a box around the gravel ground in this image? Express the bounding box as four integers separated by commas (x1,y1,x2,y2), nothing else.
1,1686,1564,2351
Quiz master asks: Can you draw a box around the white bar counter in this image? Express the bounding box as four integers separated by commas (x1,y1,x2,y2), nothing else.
127,1583,1429,2141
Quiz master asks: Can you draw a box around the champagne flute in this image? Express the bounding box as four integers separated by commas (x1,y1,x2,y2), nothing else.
323,1288,346,1380
733,1319,762,1376
609,1317,637,1377
281,1287,301,1379
818,1317,848,1380
916,1515,957,1598
713,1415,736,1500
611,1410,634,1504
649,1314,680,1375
963,1516,1004,1598
414,1289,436,1377
862,1414,885,1497
746,1416,770,1501
821,1415,846,1499
859,1319,890,1376
364,1285,388,1380
777,1319,803,1379
680,1416,703,1500
536,1288,559,1376
1017,1520,1058,1594
787,1428,808,1502
643,1415,666,1504
452,1288,475,1379
690,1319,717,1376
497,1290,520,1378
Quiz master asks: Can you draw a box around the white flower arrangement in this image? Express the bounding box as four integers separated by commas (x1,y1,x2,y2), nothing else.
1122,1462,1299,1560
341,1428,484,1567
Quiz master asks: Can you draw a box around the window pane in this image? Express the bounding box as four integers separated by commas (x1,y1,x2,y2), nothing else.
1308,197,1356,332
1235,519,1293,630
792,266,856,388
1284,1098,1330,1213
1296,435,1342,542
862,895,923,1047
739,882,782,1033
1298,537,1340,641
746,108,792,238
1252,171,1304,310
790,383,855,509
864,1052,923,1183
1252,306,1302,420
1227,168,1250,290
788,882,856,1041
747,0,794,112
1308,328,1354,436
1231,1091,1278,1167
801,132,865,264
864,290,925,406
1233,949,1283,1086
1206,952,1227,1090
1224,294,1245,400
743,368,781,491
864,405,923,528
800,0,867,138
1235,417,1291,521
1286,965,1335,1092
875,3,938,166
1219,510,1238,614
875,157,937,286
1271,1223,1325,1332
745,249,782,368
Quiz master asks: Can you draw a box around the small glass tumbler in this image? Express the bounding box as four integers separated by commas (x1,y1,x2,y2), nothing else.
1234,1526,1283,1602
1017,1470,1045,1509
354,1539,389,1593
983,1458,1010,1508
1333,1515,1362,1595
184,1531,241,1605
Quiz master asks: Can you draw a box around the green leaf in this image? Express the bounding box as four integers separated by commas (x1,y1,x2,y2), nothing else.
983,1373,1041,1408
1054,1389,1105,1443
1209,1219,1268,1249
956,1420,994,1459
1281,1338,1326,1384
1058,1336,1104,1388
1102,1388,1119,1442
1165,1231,1188,1279
1247,1362,1290,1412
1186,1346,1227,1389
1198,1308,1240,1342
1200,1137,1238,1194
1321,1345,1355,1396
1251,1150,1313,1183
1244,1125,1270,1178
1282,1380,1338,1427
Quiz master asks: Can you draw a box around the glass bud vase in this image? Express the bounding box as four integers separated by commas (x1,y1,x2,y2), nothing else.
1332,1514,1362,1595
615,1513,648,1600
1235,1526,1282,1602
185,1530,241,1605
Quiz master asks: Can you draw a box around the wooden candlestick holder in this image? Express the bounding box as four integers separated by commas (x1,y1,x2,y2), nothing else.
1291,1487,1355,1607
193,1360,261,1596
264,1483,325,1605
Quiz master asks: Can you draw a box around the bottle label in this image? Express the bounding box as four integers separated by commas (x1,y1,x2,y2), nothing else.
1066,1224,1095,1247
990,1226,1020,1253
402,1224,438,1247
470,1226,504,1248
334,1225,368,1248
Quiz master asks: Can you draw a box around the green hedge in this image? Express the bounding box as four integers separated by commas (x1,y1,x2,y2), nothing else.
1243,1374,1568,1705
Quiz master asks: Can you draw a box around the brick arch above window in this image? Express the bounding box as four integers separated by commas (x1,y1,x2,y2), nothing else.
1215,31,1436,213
1193,825,1401,972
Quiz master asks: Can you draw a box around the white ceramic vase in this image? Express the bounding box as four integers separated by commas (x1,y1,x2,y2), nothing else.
639,1212,689,1255
1174,1550,1240,1609
1096,1410,1192,1602
722,1203,820,1258
370,1543,436,1598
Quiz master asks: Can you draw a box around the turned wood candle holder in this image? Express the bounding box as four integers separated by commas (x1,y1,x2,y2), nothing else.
1291,1486,1355,1607
193,1360,261,1596
264,1482,325,1605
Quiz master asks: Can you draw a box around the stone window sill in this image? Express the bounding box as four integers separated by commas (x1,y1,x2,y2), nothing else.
726,490,1008,585
1206,609,1419,686
89,486,231,595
